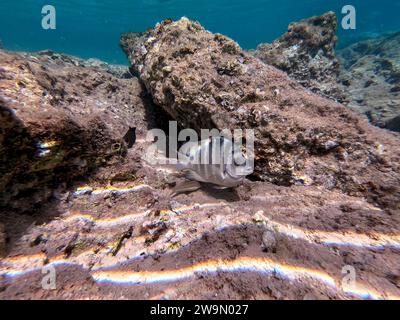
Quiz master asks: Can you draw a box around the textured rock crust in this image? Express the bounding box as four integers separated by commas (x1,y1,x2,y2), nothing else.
1,20,400,301
251,13,400,133
121,17,400,210
338,33,400,131
0,49,151,211
1,166,400,299
252,12,345,103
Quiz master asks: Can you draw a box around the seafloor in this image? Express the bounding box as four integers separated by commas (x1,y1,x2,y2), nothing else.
0,13,399,300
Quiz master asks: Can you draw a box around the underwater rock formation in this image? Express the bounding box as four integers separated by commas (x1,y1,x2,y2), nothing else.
338,32,400,131
22,50,134,79
121,17,400,210
386,115,400,132
252,12,345,103
0,49,150,212
1,22,400,301
2,178,400,300
251,12,400,133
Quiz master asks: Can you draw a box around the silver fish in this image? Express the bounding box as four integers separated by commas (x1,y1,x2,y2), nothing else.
177,136,253,187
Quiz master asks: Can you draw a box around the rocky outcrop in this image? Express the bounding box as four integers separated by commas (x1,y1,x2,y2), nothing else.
252,12,345,103
0,49,152,212
121,18,400,210
1,21,400,301
386,115,400,132
338,33,400,131
251,12,400,133
22,50,134,79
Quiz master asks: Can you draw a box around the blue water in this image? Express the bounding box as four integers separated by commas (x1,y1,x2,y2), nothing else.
1,0,399,64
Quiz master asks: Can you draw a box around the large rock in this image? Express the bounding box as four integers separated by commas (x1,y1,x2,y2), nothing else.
386,115,400,132
338,33,400,131
21,50,134,79
252,12,345,103
251,12,400,133
121,18,400,209
0,50,150,212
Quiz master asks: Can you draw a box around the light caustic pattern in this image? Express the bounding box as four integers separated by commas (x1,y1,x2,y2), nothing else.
2,188,400,300
64,202,228,228
0,203,228,275
0,236,149,278
2,248,400,299
64,211,151,228
69,185,400,250
2,253,400,300
92,257,400,300
1,253,69,277
261,216,400,250
65,205,400,249
3,202,399,276
73,184,154,196
93,257,336,286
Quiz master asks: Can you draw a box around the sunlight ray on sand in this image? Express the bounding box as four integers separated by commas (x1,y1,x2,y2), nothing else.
2,243,400,300
62,202,228,228
3,206,399,278
92,256,400,300
261,216,400,250
73,184,154,196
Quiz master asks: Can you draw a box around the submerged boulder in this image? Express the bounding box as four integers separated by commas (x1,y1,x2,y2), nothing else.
338,32,400,131
251,12,400,133
386,115,400,132
121,17,400,209
0,50,149,212
252,12,345,103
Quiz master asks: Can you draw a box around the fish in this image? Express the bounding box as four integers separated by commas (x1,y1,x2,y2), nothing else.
176,136,253,188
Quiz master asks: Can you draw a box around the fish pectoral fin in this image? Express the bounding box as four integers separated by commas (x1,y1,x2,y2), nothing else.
211,185,230,190
185,170,206,183
171,180,202,197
